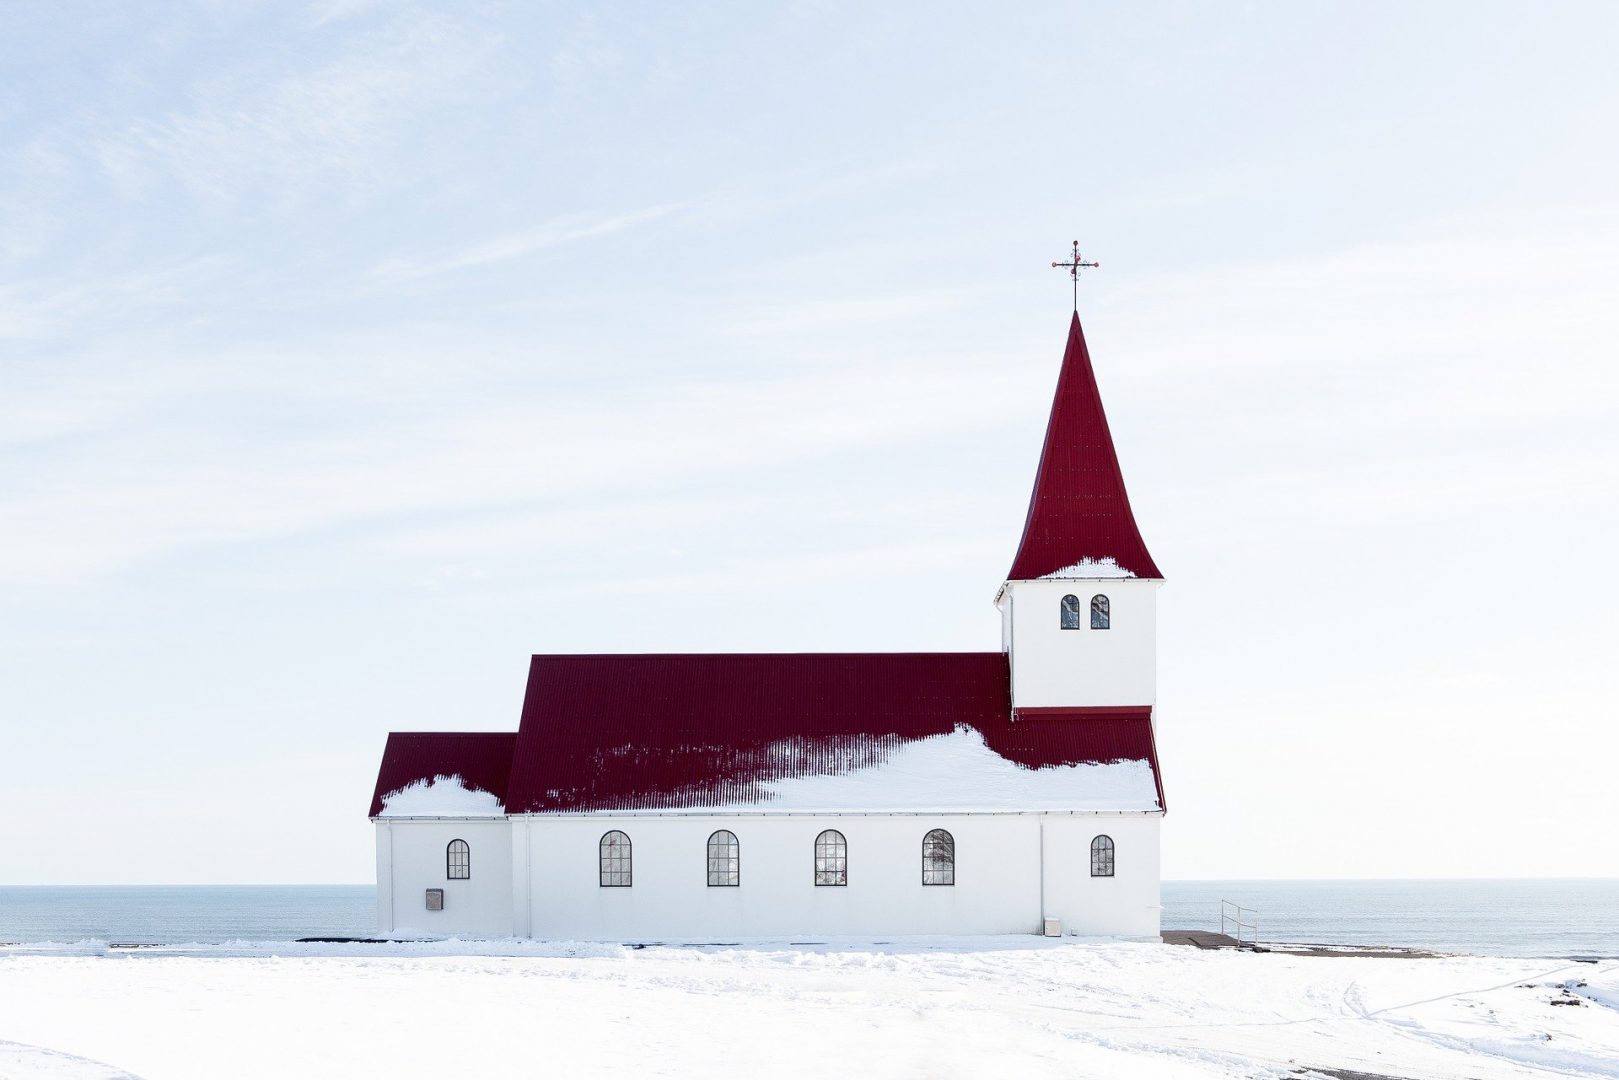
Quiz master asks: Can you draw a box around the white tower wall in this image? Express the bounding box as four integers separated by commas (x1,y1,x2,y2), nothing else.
998,577,1159,712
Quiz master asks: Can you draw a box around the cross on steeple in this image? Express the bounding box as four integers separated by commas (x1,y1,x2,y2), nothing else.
1051,241,1099,310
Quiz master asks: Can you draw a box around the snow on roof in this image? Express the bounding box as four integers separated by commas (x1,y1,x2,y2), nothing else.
368,732,515,818
695,725,1158,813
379,774,505,817
1040,556,1136,581
1006,312,1162,582
497,653,1164,814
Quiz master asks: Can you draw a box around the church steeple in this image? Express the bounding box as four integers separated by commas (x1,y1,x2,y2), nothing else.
1006,311,1161,582
996,305,1161,715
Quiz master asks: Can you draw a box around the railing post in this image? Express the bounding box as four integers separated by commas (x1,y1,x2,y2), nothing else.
1218,899,1259,947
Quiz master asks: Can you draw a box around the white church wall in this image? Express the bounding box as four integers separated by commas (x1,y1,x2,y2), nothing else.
1040,812,1161,940
374,811,1159,940
1002,578,1159,710
523,814,1042,939
376,818,513,937
519,812,1158,940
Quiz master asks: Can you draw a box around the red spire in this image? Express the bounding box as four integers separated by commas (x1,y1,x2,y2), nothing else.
1006,311,1162,581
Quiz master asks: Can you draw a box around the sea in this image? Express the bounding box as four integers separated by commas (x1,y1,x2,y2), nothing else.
0,880,1614,958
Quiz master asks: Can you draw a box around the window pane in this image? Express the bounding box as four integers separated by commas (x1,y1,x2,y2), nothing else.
447,840,470,880
600,831,632,887
815,831,847,886
707,830,740,887
1091,835,1114,877
923,829,955,886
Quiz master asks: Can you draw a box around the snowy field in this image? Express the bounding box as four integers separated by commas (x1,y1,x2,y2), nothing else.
1,939,1615,1079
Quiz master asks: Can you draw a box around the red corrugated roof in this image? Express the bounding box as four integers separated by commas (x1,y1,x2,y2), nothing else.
1007,311,1162,581
367,732,516,817
498,653,1162,813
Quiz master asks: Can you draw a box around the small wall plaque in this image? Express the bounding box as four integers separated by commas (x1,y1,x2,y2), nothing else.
425,888,444,911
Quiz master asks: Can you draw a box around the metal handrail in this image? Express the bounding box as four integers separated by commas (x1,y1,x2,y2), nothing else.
1220,900,1260,946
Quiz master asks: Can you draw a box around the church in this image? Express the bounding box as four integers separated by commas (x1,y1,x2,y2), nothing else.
369,299,1169,941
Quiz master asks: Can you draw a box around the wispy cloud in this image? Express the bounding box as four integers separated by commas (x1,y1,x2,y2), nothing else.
594,536,1002,596
0,344,1032,586
363,156,937,285
8,201,1617,588
308,0,389,27
371,203,684,281
91,11,498,206
719,292,958,336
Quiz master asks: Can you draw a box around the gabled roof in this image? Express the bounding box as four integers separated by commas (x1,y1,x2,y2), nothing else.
367,732,516,817
1006,312,1162,581
499,653,1163,814
370,656,1166,817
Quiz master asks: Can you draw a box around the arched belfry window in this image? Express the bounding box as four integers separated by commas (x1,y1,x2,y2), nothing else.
446,839,470,880
1091,835,1115,877
922,829,955,886
814,829,847,886
707,830,740,887
1091,594,1110,630
600,830,632,887
1060,594,1082,630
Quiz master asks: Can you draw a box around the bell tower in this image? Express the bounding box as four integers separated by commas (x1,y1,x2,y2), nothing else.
996,307,1162,718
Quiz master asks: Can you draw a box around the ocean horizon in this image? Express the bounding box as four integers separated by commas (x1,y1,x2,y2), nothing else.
2,878,1614,958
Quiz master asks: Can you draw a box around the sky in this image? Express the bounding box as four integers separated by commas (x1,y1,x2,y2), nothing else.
2,2,1616,885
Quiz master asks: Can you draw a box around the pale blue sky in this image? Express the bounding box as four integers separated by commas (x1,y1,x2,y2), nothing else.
3,2,1616,884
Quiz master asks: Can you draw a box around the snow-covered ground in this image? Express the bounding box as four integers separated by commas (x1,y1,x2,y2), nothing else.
0,939,1615,1079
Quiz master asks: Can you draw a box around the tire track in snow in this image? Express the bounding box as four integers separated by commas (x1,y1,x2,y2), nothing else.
1002,967,1592,1080
1360,963,1590,1019
0,1038,145,1080
1343,963,1619,1079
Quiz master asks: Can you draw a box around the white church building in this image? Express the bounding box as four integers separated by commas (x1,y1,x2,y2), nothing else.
369,305,1169,941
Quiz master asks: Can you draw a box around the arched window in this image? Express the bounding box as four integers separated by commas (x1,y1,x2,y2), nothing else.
707,829,740,887
922,829,955,886
1060,593,1082,630
1091,594,1110,630
599,830,632,887
446,839,470,880
1091,835,1115,877
814,829,847,886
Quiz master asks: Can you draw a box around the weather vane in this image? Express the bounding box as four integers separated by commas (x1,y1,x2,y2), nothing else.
1051,240,1099,310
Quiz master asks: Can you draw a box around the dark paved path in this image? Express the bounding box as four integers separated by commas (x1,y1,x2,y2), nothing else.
1162,930,1442,958
1161,930,1243,949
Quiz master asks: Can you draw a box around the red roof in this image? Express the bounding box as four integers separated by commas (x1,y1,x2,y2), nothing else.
497,653,1162,813
367,732,517,817
369,656,1163,816
1006,312,1162,581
